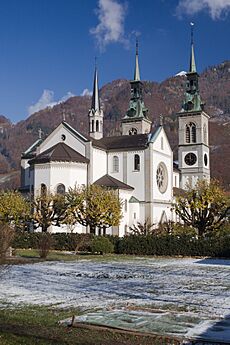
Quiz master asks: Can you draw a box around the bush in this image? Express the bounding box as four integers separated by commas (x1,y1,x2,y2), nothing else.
13,232,93,252
91,236,114,254
0,224,15,258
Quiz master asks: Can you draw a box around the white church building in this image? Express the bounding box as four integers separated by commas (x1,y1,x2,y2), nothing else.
20,37,210,236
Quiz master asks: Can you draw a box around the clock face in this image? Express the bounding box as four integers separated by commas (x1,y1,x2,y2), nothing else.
184,152,197,166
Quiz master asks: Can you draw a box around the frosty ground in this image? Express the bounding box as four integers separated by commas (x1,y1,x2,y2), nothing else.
1,257,230,343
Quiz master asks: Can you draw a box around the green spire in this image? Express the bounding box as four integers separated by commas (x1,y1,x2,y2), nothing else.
134,38,140,81
181,23,204,113
189,23,197,73
124,40,149,119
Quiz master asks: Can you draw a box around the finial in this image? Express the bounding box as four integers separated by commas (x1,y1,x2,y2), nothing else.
95,56,97,68
159,115,164,126
190,22,194,45
38,128,42,139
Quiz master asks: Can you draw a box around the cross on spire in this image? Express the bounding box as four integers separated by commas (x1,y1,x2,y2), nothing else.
38,128,42,139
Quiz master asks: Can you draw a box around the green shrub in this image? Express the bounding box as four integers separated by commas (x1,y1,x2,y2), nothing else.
91,236,114,254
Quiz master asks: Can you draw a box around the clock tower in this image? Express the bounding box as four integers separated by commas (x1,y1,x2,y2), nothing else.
178,25,210,189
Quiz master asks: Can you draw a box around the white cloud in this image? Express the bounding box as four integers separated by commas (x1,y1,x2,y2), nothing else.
28,90,75,115
81,88,93,96
90,0,128,50
176,0,230,20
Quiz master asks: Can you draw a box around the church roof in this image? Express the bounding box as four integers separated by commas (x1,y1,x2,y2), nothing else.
21,138,43,159
173,187,186,197
94,174,134,190
92,133,149,151
29,142,89,165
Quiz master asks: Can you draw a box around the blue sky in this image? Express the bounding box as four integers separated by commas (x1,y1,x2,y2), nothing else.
0,0,229,122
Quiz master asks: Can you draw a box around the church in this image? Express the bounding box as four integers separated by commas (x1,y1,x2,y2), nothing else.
20,35,210,236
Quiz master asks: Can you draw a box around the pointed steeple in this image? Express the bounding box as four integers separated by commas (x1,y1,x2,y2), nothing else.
91,60,100,111
121,40,152,135
134,38,140,81
189,23,197,73
180,23,204,113
125,40,148,119
88,60,103,140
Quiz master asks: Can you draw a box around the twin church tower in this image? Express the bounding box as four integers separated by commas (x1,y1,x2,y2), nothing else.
88,29,210,189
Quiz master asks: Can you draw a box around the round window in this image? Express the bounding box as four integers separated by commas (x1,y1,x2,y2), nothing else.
156,162,168,193
61,134,66,141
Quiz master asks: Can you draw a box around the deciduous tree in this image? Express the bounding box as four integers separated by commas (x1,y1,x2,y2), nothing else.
32,193,67,232
174,180,230,237
0,190,30,228
66,185,122,234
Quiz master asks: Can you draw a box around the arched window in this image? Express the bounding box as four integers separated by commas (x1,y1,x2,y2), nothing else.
124,199,127,212
185,122,196,143
113,156,119,173
91,119,94,132
134,154,140,171
186,124,190,143
41,183,47,197
96,120,99,132
191,123,196,143
56,183,65,195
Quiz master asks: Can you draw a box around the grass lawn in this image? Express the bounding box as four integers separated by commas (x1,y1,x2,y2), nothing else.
0,305,175,345
14,249,137,262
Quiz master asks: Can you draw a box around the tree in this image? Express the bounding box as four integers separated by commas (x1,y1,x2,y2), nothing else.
32,193,67,232
66,185,122,234
174,179,230,237
0,190,30,260
0,190,30,228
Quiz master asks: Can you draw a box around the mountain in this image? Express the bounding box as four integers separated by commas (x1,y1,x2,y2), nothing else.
0,61,229,190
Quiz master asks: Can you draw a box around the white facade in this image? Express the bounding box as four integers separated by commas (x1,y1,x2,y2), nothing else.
21,120,180,236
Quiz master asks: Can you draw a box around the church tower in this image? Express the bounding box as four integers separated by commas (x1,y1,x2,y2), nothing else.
178,25,210,189
121,40,152,135
89,64,104,140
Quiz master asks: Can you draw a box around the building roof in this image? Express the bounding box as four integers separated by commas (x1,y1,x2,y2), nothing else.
29,142,89,165
173,161,180,172
92,133,149,151
21,138,43,159
94,174,134,190
173,187,186,197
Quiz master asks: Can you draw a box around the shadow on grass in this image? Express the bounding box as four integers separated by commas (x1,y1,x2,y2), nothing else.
187,313,230,344
196,258,230,266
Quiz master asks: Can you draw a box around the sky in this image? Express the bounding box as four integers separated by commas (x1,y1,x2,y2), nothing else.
0,0,229,123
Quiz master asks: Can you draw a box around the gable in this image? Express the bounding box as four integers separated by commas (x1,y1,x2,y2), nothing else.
37,121,89,157
150,126,172,156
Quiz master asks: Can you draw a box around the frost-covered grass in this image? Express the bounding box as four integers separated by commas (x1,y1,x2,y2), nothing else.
1,257,230,343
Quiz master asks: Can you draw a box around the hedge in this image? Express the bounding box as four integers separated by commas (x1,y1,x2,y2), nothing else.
12,232,230,258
